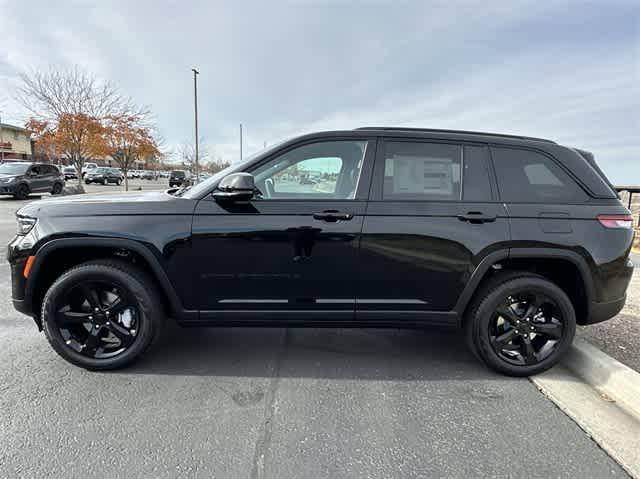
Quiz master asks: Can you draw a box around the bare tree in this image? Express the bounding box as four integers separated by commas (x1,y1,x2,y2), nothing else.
177,139,209,174
16,66,150,181
15,66,139,120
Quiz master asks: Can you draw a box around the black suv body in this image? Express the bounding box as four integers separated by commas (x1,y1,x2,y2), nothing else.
169,170,190,187
8,128,634,374
0,162,65,199
84,167,122,185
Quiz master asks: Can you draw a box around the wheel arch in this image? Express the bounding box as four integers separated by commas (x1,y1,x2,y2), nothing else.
26,237,191,328
455,248,595,325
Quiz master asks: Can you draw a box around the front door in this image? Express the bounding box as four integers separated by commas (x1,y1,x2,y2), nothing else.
357,139,510,324
192,138,375,322
27,165,48,192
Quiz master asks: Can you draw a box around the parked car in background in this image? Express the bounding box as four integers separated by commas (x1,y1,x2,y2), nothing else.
84,167,123,185
141,170,155,180
111,168,124,179
62,166,78,181
0,162,64,199
169,170,191,187
81,163,98,178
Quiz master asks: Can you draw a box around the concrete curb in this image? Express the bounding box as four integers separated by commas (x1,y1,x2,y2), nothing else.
563,337,640,421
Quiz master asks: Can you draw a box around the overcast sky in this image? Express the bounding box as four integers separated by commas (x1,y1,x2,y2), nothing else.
1,0,638,182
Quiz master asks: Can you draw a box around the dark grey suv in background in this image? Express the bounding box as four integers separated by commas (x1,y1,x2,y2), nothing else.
0,162,65,199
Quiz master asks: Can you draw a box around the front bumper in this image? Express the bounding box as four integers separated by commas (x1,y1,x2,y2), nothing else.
0,184,17,195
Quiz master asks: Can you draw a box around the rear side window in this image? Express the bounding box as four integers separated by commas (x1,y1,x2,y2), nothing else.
382,142,461,200
491,147,588,203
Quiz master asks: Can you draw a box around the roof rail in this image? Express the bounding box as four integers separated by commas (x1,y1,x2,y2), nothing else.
354,127,555,144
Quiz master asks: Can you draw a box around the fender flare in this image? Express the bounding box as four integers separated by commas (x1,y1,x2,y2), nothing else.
453,247,595,318
26,237,190,322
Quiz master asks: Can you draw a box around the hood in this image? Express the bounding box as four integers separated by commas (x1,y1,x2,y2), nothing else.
17,190,193,218
0,173,21,179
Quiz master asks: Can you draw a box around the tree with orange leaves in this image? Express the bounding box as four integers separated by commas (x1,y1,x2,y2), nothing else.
103,114,160,191
25,113,108,185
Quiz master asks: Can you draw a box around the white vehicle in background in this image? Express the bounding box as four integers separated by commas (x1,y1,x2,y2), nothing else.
81,162,98,178
126,170,136,179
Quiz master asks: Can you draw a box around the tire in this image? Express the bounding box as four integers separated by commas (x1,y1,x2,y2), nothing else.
103,178,108,185
13,183,29,200
464,272,576,377
51,182,63,195
85,180,91,185
116,179,122,186
42,260,165,370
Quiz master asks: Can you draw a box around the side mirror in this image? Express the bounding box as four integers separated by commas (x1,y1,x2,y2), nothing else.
213,172,256,202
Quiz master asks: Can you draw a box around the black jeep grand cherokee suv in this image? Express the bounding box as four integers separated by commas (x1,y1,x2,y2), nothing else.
8,128,634,375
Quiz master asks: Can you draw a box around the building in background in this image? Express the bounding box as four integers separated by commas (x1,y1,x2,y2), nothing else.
0,123,33,161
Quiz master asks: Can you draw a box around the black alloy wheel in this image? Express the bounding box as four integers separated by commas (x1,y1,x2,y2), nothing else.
42,260,164,370
13,183,29,200
489,292,565,366
52,182,63,195
465,272,576,376
53,280,139,359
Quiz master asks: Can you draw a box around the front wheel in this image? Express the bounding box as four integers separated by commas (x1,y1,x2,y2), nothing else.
465,273,576,376
116,179,122,186
42,260,165,370
13,183,29,200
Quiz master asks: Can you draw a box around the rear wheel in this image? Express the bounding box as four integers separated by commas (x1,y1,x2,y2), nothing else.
465,273,576,376
116,179,122,186
13,183,29,200
42,260,164,370
51,182,63,195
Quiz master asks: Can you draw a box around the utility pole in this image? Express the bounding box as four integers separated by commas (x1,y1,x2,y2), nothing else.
191,68,200,182
239,123,243,162
0,110,4,163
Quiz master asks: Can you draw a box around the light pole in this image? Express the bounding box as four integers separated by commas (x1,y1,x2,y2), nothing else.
0,110,4,163
192,68,200,182
239,123,243,162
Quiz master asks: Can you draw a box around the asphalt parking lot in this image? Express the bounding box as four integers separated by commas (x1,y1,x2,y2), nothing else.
0,186,631,478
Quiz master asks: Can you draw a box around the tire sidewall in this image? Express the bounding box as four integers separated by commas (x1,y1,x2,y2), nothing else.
472,277,576,376
42,264,161,370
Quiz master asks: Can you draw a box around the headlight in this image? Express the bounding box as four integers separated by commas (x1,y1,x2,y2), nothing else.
17,216,37,235
0,177,15,184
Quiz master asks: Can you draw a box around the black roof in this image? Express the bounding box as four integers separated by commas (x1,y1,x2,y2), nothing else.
354,127,555,144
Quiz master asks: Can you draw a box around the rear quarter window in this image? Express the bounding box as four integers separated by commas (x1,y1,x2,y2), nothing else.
491,147,588,203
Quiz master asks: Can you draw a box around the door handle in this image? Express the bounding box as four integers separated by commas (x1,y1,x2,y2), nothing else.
313,210,354,222
457,212,497,224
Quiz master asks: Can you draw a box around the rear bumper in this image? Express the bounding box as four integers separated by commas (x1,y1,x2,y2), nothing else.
583,295,627,325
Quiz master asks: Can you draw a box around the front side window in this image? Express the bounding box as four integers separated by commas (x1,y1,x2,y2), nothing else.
252,140,367,200
492,147,588,202
382,142,461,201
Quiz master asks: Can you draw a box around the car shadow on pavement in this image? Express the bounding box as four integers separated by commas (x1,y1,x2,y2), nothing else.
123,323,501,381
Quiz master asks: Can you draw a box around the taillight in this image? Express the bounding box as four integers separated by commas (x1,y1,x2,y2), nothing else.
597,214,634,229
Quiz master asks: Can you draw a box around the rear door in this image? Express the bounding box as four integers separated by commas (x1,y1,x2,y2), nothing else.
356,138,510,324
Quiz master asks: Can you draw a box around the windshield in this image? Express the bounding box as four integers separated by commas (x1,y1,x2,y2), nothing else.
0,163,30,175
181,143,286,199
171,171,185,177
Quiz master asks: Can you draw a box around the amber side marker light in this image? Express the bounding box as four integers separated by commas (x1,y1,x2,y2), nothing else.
597,214,634,229
23,256,35,278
